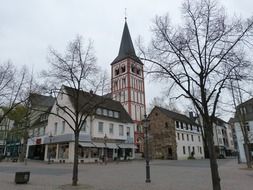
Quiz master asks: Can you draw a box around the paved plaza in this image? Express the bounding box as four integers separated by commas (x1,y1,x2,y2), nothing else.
0,158,252,190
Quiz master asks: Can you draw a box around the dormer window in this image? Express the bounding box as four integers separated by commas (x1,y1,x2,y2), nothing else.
114,111,119,118
103,109,108,116
96,108,102,115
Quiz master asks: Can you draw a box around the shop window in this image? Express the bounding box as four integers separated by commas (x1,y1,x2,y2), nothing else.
58,143,69,159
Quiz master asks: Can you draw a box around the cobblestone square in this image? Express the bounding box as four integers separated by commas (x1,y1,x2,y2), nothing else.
0,158,252,190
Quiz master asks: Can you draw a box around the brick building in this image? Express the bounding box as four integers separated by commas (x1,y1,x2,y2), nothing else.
148,106,204,160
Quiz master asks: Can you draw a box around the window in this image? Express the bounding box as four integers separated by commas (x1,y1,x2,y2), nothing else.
182,133,184,140
186,124,188,130
108,110,113,117
198,136,201,142
103,109,108,116
42,127,46,135
131,64,135,73
136,68,141,75
56,107,59,115
177,133,180,140
121,65,126,73
119,125,124,136
200,147,202,154
188,146,191,155
54,122,58,135
187,134,189,141
165,122,169,129
115,68,119,75
197,126,200,132
183,146,186,154
109,123,114,134
127,127,130,136
98,122,103,133
114,111,119,118
81,121,87,132
176,121,179,128
192,146,195,153
180,122,183,129
62,121,65,134
191,135,194,141
96,108,102,115
190,124,193,131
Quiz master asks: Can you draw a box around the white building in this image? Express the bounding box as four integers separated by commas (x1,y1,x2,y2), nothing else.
233,98,253,163
212,118,235,157
27,86,136,163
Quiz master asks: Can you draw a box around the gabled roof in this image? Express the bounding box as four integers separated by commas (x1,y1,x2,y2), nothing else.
30,93,55,108
152,106,198,126
63,86,133,123
111,21,143,65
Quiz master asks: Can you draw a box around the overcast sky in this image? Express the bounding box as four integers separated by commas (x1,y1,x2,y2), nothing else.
0,0,252,120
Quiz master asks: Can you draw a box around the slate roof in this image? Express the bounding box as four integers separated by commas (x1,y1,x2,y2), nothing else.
111,21,143,65
63,86,133,123
30,93,55,108
153,106,198,126
234,97,253,122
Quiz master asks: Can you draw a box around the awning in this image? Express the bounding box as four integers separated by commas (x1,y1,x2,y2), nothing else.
79,142,96,147
118,144,137,149
93,142,105,148
106,143,118,149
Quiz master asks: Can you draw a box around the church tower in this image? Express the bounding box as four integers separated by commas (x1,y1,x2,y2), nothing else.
111,20,145,152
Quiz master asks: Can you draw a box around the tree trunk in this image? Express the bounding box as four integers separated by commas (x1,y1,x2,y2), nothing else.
19,131,28,162
205,125,221,190
244,142,252,168
72,132,79,186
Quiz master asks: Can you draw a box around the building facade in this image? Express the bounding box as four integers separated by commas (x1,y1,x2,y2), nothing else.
233,98,253,163
26,86,136,163
111,20,146,154
212,118,235,157
148,106,204,160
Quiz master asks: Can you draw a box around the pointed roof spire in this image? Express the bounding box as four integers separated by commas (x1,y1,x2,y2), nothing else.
111,20,142,65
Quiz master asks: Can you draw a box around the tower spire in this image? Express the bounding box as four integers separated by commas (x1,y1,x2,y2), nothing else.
124,8,127,22
111,20,142,65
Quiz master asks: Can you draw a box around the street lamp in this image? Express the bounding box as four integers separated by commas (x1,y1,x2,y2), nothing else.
143,114,151,183
48,133,53,164
104,134,108,165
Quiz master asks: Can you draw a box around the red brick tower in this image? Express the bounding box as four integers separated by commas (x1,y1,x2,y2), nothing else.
111,20,145,153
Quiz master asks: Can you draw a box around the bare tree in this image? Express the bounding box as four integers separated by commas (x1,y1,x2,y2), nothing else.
139,0,253,189
43,36,109,186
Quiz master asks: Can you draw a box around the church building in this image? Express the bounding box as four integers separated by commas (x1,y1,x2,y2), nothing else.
111,20,146,153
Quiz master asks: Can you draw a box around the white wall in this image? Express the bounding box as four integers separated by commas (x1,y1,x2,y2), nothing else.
235,120,253,162
176,123,204,160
